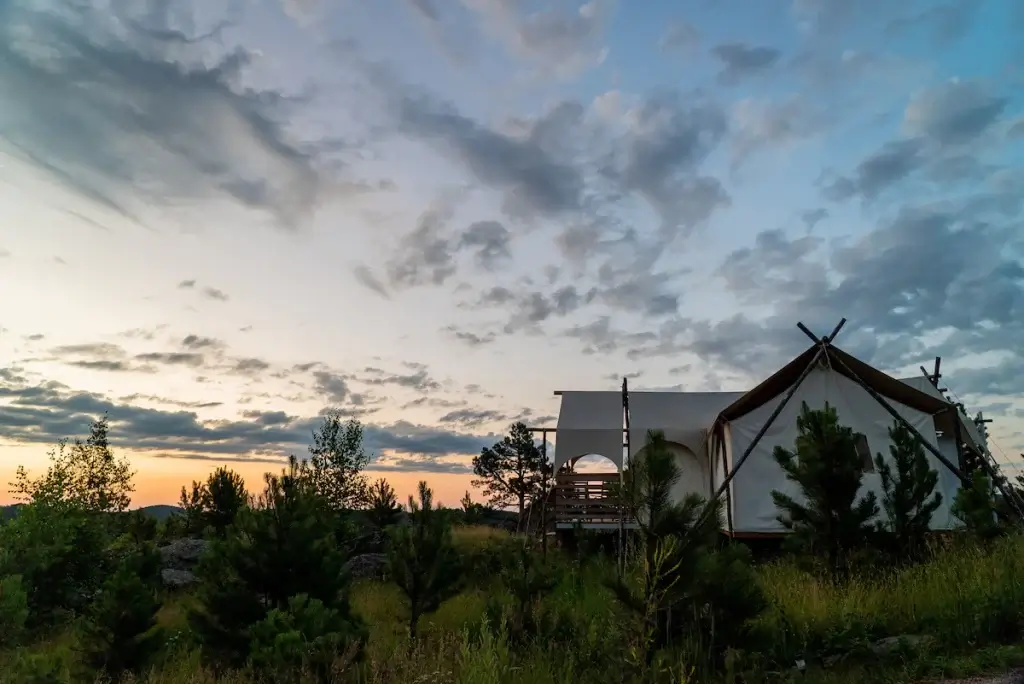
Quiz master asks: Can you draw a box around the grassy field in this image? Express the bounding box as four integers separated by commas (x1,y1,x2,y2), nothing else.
3,526,1024,684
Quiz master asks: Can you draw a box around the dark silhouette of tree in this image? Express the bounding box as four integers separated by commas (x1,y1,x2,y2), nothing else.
10,416,133,513
387,481,462,639
460,491,484,525
188,457,364,669
366,478,401,530
771,402,878,578
472,422,551,530
77,543,163,678
306,411,370,510
609,430,725,666
179,467,249,538
952,470,1001,540
874,421,942,562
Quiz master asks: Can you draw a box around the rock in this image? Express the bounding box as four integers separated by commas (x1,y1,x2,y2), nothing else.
159,538,209,570
345,553,388,580
870,634,934,656
161,568,198,588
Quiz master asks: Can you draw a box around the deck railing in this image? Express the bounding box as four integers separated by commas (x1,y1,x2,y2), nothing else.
550,472,636,528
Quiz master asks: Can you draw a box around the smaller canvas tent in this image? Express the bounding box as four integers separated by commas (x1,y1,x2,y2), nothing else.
708,327,967,536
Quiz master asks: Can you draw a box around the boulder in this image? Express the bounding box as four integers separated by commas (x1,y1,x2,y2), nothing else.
870,634,934,656
159,538,209,570
161,568,198,588
345,553,388,580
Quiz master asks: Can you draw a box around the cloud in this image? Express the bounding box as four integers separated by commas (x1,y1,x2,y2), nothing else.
0,374,496,469
397,97,586,219
729,96,825,168
437,407,510,428
202,287,230,302
903,79,1009,146
460,0,612,79
352,265,390,298
659,22,699,55
822,139,926,202
312,371,351,404
43,337,281,382
712,43,781,84
886,1,984,46
0,0,334,227
181,335,224,351
359,363,442,393
444,326,496,347
459,220,512,267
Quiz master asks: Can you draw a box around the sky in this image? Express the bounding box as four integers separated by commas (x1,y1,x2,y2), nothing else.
1,0,1023,508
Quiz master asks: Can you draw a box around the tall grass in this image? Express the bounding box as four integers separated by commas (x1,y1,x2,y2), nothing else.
4,528,1024,683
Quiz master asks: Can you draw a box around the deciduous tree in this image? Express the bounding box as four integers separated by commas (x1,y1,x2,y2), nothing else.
10,416,133,513
306,411,370,510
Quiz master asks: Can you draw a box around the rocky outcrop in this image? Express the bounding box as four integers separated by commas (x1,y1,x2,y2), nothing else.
159,538,208,589
344,553,388,580
161,568,198,588
159,538,209,570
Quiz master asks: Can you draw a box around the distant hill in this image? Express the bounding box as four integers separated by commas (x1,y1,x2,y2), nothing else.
138,505,183,520
1,503,182,522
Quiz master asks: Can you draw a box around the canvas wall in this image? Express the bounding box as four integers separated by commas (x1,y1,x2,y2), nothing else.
723,367,960,534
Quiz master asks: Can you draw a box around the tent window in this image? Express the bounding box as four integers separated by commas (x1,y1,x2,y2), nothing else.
854,433,874,473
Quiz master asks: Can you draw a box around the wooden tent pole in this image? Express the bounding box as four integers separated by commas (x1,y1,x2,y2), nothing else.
541,432,549,558
618,377,630,580
824,348,968,484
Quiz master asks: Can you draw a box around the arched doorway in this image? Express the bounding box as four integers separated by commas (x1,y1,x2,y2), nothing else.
630,441,709,505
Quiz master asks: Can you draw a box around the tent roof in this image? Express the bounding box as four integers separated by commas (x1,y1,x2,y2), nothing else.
898,375,984,451
717,343,952,423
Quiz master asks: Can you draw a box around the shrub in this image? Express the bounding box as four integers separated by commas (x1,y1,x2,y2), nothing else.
189,460,364,669
76,544,163,678
0,573,29,648
248,594,365,683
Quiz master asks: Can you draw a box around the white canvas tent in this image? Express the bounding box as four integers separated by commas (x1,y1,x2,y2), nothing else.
554,390,743,503
709,347,963,535
550,322,972,537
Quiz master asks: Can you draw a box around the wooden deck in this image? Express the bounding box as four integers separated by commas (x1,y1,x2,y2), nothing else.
549,472,638,530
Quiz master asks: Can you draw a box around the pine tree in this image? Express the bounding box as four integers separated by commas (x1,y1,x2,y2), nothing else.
609,430,726,665
188,457,364,669
952,470,1001,540
472,422,551,531
366,478,401,530
77,543,163,678
387,482,462,639
771,402,879,578
873,420,942,562
460,491,484,525
179,467,248,538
